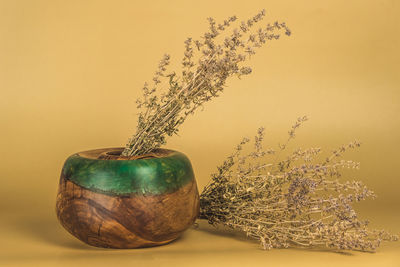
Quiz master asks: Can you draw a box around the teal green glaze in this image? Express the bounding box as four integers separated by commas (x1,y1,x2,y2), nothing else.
62,150,194,196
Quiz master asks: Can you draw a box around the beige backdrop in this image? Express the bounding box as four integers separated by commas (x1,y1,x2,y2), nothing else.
1,0,399,266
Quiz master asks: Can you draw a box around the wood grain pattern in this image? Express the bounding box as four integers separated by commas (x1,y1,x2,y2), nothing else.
56,173,200,248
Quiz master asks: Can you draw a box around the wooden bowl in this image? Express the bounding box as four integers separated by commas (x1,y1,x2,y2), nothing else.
56,147,200,248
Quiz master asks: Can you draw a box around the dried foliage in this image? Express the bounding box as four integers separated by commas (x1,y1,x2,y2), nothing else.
122,10,291,156
199,117,398,251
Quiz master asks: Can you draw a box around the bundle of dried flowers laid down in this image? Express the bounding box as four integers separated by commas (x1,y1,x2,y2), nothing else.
122,9,291,156
199,117,398,251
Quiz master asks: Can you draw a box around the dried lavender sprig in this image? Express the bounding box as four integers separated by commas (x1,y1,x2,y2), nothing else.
122,9,291,156
199,117,398,251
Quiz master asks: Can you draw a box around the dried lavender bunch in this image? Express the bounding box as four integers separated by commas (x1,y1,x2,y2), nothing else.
122,9,291,156
199,117,398,251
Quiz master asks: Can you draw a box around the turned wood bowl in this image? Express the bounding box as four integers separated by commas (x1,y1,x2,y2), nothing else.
56,147,200,248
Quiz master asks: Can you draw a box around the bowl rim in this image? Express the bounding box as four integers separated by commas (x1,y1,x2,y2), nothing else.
76,147,178,161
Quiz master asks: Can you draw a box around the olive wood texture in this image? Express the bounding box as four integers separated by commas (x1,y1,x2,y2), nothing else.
56,148,200,248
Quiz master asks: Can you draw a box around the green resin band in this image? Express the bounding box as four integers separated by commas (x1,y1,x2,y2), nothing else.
62,150,195,196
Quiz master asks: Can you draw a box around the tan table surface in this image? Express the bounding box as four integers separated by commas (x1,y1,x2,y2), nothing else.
1,206,399,267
